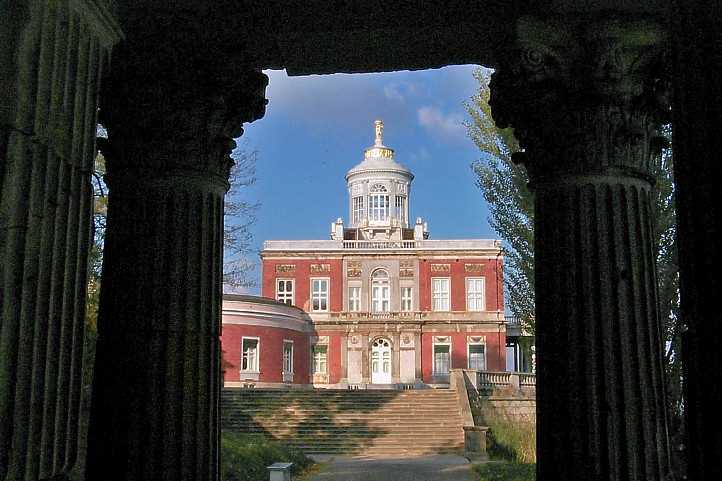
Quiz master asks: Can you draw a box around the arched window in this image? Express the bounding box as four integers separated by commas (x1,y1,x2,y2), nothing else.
371,269,390,312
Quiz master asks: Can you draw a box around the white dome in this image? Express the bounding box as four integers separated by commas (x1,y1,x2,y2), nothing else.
345,120,413,181
345,120,413,231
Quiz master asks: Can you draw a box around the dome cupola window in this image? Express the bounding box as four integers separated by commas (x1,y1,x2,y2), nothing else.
369,184,390,222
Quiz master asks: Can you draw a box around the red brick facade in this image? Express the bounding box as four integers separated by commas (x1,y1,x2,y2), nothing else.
417,257,504,312
222,120,508,388
221,324,310,385
261,258,343,312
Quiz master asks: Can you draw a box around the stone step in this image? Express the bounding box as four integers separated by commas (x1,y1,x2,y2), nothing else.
225,420,461,426
221,388,464,456
227,429,462,437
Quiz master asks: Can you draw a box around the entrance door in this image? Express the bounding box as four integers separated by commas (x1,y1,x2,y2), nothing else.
371,338,392,384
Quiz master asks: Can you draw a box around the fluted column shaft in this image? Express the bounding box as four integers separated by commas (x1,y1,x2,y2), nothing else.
85,38,267,479
0,2,120,480
89,175,226,481
490,16,672,480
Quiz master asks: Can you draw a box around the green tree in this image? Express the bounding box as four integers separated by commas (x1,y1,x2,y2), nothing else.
465,67,683,471
223,147,261,290
465,68,535,334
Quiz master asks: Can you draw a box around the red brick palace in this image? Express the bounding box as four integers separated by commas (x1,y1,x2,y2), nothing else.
221,120,507,388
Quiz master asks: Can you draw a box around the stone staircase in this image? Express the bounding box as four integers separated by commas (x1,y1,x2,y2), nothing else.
221,388,465,457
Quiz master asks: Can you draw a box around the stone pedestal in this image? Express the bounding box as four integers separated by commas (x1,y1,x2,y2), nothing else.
490,16,672,480
85,39,267,479
0,2,120,480
463,426,489,461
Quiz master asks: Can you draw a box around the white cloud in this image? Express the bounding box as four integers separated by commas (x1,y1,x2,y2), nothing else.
383,81,418,102
417,106,467,142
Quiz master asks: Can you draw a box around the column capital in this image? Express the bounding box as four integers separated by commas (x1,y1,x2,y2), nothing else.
489,16,670,185
98,50,267,190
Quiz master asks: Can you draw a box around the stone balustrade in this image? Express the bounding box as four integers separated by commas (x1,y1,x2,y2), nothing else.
475,370,536,393
262,239,500,252
342,239,418,249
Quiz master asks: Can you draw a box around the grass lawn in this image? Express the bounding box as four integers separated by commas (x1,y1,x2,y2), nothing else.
474,461,536,481
221,432,315,481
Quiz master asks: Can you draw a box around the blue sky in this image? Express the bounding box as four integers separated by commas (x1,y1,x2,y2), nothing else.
233,65,495,292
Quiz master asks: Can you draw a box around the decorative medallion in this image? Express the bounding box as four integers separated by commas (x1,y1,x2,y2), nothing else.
352,183,363,195
276,264,296,274
347,261,362,278
350,335,359,345
401,334,414,347
430,263,450,273
397,183,406,194
399,260,414,278
311,335,329,345
465,263,485,273
310,263,331,274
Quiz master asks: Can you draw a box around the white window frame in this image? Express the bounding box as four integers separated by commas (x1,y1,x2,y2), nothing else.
467,341,487,371
352,196,365,224
241,336,260,372
431,277,450,312
465,277,485,312
395,195,406,223
369,193,389,221
371,269,390,313
310,277,329,312
276,278,294,306
348,285,361,312
400,286,413,312
283,340,294,374
432,339,452,376
312,344,328,374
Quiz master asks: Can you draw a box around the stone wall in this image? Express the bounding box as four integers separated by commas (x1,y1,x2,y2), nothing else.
473,396,537,425
469,385,536,425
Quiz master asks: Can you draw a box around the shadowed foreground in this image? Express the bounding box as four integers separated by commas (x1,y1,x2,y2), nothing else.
308,454,475,481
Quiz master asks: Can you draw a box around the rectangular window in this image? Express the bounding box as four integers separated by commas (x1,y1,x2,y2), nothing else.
313,345,328,374
468,344,486,370
348,286,361,312
506,342,519,372
276,279,294,306
311,278,329,312
432,278,450,311
352,196,365,224
395,196,406,223
369,194,389,221
241,338,259,372
283,341,294,374
433,344,451,375
466,277,485,311
372,285,390,312
401,287,413,312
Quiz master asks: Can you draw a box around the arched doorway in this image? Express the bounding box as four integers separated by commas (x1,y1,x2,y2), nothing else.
371,338,392,384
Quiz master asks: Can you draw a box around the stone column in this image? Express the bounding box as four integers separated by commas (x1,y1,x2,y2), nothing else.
671,2,722,479
85,42,267,479
489,16,672,480
340,334,348,384
0,2,120,480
